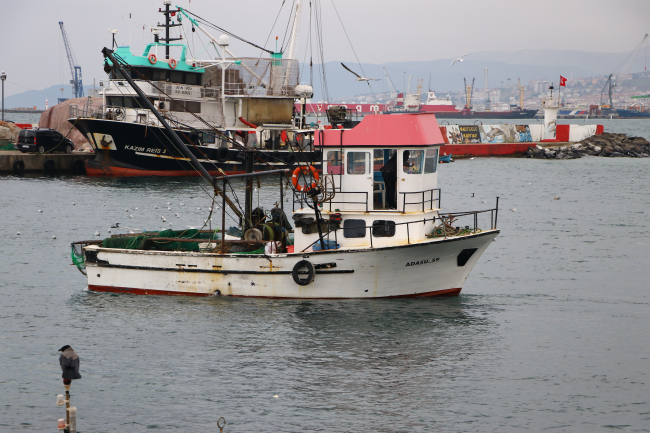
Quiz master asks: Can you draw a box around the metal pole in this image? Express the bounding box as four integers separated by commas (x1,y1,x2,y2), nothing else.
64,384,71,427
101,47,243,219
221,178,226,254
1,71,5,122
165,2,170,60
495,197,499,229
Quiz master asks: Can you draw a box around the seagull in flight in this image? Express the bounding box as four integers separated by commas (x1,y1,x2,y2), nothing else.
450,54,469,67
341,63,380,81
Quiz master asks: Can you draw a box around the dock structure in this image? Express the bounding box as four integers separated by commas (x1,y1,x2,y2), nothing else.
0,150,94,174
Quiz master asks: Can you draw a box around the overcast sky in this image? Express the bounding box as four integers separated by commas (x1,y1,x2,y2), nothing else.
1,0,649,99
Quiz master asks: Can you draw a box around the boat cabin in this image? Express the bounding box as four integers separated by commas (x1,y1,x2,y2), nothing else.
292,113,445,252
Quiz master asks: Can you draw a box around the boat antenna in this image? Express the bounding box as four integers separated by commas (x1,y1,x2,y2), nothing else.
101,47,243,219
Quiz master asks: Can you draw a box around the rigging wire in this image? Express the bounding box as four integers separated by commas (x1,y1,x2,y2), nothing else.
280,0,297,53
328,0,377,102
261,0,287,56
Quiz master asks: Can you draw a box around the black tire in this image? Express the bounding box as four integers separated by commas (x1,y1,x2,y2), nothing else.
189,132,200,146
312,150,322,162
65,144,73,154
37,145,45,153
292,260,315,286
12,159,25,173
43,159,55,172
71,159,86,175
215,147,230,162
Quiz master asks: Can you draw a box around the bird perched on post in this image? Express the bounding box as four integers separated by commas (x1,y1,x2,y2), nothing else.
58,345,81,385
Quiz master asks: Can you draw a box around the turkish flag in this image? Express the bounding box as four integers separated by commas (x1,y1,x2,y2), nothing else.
560,76,567,87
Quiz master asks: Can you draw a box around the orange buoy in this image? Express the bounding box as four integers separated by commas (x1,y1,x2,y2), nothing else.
169,58,177,69
148,53,157,64
292,165,319,192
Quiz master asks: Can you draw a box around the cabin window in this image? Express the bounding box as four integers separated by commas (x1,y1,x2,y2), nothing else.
170,100,201,113
403,150,424,174
106,96,156,109
327,151,344,175
170,71,183,83
202,132,216,144
343,219,367,238
372,220,396,237
424,149,438,173
347,152,370,175
152,69,168,81
186,73,201,85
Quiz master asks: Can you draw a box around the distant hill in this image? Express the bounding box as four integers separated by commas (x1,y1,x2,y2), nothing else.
3,84,97,109
4,49,643,107
310,49,647,101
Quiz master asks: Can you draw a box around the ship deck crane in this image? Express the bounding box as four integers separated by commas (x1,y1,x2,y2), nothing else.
58,21,84,98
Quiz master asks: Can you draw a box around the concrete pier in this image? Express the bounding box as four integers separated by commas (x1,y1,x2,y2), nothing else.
0,150,95,174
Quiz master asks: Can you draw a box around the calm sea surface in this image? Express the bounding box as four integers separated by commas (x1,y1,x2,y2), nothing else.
1,120,650,432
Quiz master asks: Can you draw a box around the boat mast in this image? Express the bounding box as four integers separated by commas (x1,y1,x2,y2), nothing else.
518,78,524,109
101,47,243,220
158,0,182,59
286,0,303,61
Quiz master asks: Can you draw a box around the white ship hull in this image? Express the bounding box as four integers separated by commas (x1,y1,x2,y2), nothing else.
84,230,498,299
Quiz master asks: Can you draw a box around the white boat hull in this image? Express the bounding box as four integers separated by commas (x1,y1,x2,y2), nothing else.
83,230,498,299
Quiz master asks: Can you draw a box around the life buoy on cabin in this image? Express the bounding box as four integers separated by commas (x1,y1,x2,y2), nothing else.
148,54,157,64
169,58,177,69
292,165,319,192
292,260,315,286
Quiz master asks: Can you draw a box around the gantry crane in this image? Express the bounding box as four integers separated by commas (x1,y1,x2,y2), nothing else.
59,21,84,98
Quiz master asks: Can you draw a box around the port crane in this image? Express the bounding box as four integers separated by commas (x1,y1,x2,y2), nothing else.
601,33,648,110
383,66,399,100
58,21,84,98
463,77,475,110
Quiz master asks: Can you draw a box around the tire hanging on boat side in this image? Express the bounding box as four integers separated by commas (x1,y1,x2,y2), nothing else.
292,260,315,286
215,147,230,162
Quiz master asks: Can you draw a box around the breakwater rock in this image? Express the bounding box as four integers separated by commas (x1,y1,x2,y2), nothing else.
526,133,650,159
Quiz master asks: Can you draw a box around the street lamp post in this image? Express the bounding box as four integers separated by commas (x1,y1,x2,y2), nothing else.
1,71,6,122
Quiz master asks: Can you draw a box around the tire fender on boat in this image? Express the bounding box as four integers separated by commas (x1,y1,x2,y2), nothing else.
215,147,230,162
292,260,315,286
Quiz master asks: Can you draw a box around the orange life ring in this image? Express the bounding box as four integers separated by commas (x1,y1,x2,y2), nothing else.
148,54,157,64
169,58,177,69
292,165,319,192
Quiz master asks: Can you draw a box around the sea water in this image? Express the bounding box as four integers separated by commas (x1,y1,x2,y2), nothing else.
0,121,649,431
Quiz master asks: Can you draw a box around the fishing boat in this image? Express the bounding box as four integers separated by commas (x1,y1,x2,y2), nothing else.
71,47,500,298
70,2,318,176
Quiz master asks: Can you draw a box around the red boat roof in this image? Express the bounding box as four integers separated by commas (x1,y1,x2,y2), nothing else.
315,113,445,147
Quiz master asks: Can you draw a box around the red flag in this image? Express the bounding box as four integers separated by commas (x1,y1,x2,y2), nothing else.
560,76,567,87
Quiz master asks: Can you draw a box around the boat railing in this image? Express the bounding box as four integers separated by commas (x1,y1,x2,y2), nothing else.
292,188,441,214
299,203,500,252
69,103,103,119
400,188,441,213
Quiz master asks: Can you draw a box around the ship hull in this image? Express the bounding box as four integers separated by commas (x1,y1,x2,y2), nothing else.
73,118,318,176
83,230,498,299
435,109,538,119
615,109,650,119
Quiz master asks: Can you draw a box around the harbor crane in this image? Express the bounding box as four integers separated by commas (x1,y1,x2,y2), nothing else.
58,21,84,98
383,66,399,99
601,33,648,110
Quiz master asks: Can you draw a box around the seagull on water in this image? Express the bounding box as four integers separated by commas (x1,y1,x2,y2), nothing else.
553,195,561,200
125,209,129,212
341,63,380,81
167,202,171,205
481,200,487,204
111,223,120,228
450,54,469,67
72,202,75,205
95,231,100,236
510,208,517,212
129,215,133,218
38,210,43,213
16,231,21,235
180,203,184,207
53,235,57,239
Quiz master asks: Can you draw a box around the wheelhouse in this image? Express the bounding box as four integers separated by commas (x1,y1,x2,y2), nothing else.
292,113,446,252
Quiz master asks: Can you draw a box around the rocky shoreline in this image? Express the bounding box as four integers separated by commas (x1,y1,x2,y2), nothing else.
526,133,650,159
